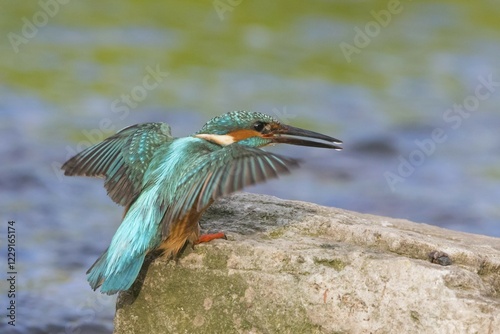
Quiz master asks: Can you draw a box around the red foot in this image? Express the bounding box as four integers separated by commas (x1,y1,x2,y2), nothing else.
195,232,227,245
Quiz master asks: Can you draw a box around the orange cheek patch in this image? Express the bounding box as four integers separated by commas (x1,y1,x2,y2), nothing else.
228,129,262,141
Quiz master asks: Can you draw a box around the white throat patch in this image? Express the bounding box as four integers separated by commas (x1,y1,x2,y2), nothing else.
194,133,236,146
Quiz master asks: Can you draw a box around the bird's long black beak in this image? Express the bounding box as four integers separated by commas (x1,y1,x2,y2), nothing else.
270,125,343,150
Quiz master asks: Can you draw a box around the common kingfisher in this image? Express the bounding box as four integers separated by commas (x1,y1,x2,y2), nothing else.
62,111,342,295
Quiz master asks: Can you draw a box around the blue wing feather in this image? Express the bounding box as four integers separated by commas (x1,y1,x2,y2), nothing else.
160,142,301,236
62,123,173,206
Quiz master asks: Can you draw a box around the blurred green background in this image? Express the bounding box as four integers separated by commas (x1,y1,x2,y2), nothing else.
1,0,499,332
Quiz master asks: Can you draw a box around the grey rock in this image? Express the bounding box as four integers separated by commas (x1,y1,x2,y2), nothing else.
114,193,500,334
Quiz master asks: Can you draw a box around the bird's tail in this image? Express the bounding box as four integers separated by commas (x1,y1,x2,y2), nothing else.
86,249,108,290
86,247,146,295
86,181,164,295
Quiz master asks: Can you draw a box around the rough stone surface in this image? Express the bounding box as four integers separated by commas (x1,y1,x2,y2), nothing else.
114,193,500,334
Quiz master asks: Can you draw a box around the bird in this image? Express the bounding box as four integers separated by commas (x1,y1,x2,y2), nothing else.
62,111,342,295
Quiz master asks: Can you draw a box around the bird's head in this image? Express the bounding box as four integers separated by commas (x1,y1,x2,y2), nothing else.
194,111,342,150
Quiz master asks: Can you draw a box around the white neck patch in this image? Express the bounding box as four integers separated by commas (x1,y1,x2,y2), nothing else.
194,133,236,146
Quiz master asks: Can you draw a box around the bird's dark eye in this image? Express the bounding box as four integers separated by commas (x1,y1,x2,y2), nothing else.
253,121,266,132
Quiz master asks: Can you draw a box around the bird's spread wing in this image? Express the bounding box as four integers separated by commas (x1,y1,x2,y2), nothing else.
161,143,301,237
62,123,173,206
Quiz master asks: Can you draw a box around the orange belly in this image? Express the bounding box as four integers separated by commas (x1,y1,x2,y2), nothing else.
157,208,207,258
